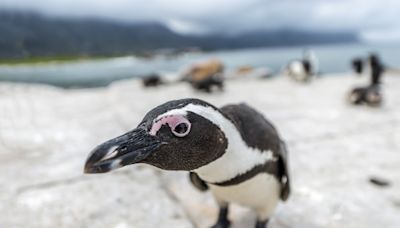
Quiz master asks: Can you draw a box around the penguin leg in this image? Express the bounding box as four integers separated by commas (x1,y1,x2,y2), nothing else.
255,219,269,228
211,204,230,228
255,201,277,228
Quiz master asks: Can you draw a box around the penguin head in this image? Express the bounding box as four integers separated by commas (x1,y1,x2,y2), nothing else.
84,99,228,174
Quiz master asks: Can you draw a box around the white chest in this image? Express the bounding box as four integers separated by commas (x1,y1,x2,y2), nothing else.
209,173,281,217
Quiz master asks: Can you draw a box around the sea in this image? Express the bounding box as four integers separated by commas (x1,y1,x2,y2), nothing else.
0,42,399,88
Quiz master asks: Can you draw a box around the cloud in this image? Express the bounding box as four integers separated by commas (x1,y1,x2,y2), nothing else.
165,18,210,35
361,27,400,42
1,0,400,39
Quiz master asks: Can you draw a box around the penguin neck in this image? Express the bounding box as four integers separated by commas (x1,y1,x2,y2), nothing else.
190,106,276,184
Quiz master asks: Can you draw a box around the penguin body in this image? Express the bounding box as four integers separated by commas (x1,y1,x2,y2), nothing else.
84,98,290,228
285,60,309,81
348,85,382,107
351,58,364,75
284,50,318,82
210,174,281,220
348,54,384,107
188,103,290,223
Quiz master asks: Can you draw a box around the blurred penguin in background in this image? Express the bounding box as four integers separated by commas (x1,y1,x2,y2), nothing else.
284,50,319,82
348,53,385,107
351,58,364,75
369,53,385,86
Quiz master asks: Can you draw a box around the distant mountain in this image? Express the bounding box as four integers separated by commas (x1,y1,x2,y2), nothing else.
0,10,359,59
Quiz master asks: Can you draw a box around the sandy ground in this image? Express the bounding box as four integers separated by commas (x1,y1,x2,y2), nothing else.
0,73,399,228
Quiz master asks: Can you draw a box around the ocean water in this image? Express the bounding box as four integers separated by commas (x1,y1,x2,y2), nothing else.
0,42,399,88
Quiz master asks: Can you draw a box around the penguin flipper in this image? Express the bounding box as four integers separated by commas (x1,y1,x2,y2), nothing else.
189,172,209,192
279,141,291,201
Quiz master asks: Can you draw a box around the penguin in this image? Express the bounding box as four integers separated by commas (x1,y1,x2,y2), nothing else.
351,58,364,75
84,98,290,228
284,50,318,82
368,53,385,86
348,85,382,107
348,54,384,106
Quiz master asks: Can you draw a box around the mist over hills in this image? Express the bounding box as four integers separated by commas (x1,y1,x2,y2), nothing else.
0,10,359,59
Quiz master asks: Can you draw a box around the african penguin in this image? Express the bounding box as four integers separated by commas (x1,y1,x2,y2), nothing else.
368,53,385,86
284,50,318,82
84,98,290,228
348,85,382,107
348,54,384,107
351,58,364,75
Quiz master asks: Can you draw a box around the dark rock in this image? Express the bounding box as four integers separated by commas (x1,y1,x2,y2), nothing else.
369,176,391,187
142,74,163,87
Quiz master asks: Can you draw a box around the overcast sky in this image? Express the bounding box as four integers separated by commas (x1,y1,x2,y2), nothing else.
1,0,400,41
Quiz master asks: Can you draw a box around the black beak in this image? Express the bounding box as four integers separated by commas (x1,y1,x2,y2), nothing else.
84,128,162,174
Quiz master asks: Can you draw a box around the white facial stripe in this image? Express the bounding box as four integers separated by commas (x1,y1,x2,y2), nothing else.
155,109,187,120
156,103,277,183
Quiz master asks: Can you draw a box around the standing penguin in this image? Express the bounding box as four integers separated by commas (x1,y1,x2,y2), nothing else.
284,50,319,82
351,58,364,75
368,54,385,86
84,98,290,228
348,53,384,106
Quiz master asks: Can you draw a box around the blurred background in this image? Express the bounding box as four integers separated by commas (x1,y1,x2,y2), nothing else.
0,0,400,86
0,1,399,228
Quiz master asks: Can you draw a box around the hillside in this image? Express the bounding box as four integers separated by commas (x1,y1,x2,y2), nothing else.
0,10,359,59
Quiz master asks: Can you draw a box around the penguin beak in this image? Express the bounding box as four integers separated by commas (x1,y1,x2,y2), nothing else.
84,128,162,174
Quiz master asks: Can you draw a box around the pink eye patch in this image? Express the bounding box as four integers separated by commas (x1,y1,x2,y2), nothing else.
150,115,191,136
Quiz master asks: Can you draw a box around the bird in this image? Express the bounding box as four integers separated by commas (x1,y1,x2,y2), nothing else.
84,98,290,228
284,50,318,82
348,85,382,107
351,57,364,75
347,54,384,107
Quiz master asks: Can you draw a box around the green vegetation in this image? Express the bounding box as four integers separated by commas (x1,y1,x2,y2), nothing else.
0,55,112,65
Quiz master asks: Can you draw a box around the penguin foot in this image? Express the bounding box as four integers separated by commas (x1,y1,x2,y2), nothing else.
211,206,230,228
210,219,230,228
255,219,269,228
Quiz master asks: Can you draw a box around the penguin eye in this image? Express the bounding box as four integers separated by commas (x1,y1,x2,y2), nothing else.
172,122,191,137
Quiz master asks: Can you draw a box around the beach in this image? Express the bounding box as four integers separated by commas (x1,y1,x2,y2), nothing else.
0,73,399,228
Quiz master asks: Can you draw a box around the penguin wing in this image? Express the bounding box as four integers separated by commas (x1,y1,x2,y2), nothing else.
189,172,209,192
220,103,280,154
278,141,291,201
220,103,290,200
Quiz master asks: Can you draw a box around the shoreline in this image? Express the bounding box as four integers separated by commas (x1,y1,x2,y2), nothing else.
3,42,400,89
0,71,394,90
